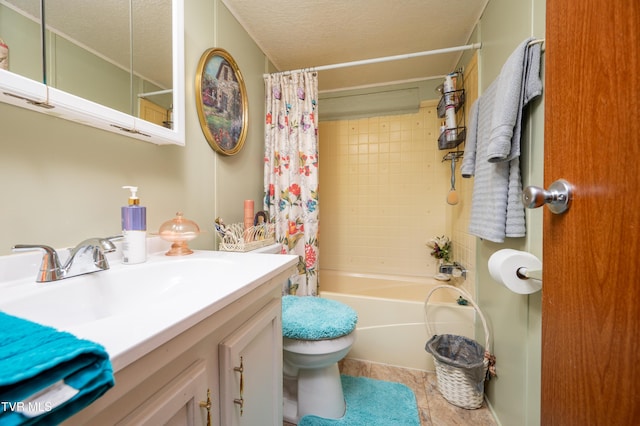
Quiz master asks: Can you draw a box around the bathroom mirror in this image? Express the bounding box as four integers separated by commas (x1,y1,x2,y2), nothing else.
0,1,42,82
0,0,184,145
44,0,133,115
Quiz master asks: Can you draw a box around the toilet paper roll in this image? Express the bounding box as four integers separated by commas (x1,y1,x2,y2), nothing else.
488,249,542,294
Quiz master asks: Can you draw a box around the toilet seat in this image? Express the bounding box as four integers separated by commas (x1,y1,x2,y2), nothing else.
281,296,358,423
282,295,357,340
283,331,356,355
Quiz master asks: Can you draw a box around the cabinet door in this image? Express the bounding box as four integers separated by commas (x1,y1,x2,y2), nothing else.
117,360,209,426
219,298,282,426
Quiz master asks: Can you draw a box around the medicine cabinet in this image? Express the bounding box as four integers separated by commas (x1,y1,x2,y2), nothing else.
0,0,185,146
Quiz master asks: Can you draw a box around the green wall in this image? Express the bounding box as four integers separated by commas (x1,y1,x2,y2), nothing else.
0,0,267,255
318,79,443,121
475,0,545,425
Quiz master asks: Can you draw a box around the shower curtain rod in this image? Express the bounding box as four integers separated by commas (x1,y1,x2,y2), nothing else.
263,42,482,77
137,89,173,98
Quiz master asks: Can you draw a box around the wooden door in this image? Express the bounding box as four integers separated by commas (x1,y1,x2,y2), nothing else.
542,0,640,424
139,98,169,127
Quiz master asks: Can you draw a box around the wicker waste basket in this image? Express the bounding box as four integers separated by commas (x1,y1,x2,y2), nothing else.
424,285,494,409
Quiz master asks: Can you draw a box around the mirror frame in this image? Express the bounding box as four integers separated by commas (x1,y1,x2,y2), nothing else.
0,0,185,146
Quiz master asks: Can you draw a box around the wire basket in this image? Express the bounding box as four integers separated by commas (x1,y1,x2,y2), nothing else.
424,285,493,409
218,222,275,252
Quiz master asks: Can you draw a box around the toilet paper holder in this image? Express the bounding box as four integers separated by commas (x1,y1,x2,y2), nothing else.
516,266,542,282
488,249,542,294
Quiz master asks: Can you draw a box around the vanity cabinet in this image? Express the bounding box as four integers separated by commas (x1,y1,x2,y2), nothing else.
61,269,289,426
220,299,282,425
117,360,209,425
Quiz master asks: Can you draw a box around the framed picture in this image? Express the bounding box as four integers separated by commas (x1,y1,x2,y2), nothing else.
195,48,248,155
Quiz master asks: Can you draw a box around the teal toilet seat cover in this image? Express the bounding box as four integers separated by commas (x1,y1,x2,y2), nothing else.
282,295,358,340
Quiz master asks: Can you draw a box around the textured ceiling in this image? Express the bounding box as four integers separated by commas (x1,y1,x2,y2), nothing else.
221,0,489,91
5,1,488,93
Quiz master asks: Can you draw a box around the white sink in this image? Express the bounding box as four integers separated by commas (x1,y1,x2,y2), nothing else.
2,256,266,328
0,247,297,371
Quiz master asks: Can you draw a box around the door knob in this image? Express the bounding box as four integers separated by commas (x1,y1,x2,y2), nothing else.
522,179,572,214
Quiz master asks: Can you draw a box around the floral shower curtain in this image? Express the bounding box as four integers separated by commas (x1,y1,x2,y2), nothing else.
263,71,319,296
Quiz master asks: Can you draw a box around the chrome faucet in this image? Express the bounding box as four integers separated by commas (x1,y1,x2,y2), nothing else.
438,261,468,279
13,237,118,283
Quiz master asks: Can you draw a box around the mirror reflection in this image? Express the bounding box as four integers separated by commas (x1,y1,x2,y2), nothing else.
0,0,173,128
0,1,42,82
132,0,173,128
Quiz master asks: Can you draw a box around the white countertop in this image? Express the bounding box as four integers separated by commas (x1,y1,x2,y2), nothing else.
0,246,297,372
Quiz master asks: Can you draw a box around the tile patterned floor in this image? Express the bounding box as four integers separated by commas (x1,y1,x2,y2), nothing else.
284,358,497,426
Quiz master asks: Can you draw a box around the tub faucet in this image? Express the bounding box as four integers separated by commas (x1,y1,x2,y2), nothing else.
438,261,467,279
13,237,118,283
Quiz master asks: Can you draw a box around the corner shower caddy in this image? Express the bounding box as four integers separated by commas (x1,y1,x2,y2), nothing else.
437,70,467,150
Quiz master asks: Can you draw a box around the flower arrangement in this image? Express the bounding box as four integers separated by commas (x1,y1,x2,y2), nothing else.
427,235,451,263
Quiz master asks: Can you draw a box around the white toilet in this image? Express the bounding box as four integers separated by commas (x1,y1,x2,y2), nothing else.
281,295,358,424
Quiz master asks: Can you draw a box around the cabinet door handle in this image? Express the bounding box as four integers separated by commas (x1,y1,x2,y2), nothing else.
234,357,244,416
199,389,212,426
233,397,244,414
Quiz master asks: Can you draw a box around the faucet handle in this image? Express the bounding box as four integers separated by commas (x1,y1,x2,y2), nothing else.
93,237,118,269
65,237,117,272
12,244,64,282
98,237,118,253
451,262,467,279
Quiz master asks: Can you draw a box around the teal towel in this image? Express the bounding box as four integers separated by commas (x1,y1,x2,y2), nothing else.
282,296,357,340
0,312,114,425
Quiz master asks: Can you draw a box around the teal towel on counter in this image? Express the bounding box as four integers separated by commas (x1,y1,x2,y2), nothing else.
0,312,114,425
282,295,357,340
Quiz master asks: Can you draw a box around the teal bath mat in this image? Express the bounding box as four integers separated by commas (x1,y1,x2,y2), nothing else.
298,375,420,426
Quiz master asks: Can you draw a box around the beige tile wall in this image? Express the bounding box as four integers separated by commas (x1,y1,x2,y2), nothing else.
318,54,479,294
319,105,445,278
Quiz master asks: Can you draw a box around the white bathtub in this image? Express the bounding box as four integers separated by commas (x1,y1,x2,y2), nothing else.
319,270,477,371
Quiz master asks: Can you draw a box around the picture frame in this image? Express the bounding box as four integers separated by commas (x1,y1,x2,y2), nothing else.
195,48,248,155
